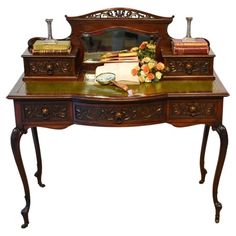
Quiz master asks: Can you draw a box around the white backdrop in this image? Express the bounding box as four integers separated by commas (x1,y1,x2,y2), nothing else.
1,0,235,235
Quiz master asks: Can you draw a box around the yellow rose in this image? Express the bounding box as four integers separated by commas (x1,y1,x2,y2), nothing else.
130,47,139,52
155,71,163,80
141,57,151,64
144,77,152,83
147,61,156,69
139,76,145,83
147,44,156,50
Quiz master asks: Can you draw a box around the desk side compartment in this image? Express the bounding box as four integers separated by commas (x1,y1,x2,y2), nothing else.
161,48,215,80
22,48,80,81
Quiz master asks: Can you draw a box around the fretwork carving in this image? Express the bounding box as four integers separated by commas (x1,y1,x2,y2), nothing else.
82,9,156,19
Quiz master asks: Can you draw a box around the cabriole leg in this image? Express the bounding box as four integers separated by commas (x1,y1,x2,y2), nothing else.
199,125,210,184
31,127,45,187
11,127,30,228
212,124,228,223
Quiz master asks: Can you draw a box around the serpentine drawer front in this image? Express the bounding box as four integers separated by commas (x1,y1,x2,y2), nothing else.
17,98,223,127
74,101,166,126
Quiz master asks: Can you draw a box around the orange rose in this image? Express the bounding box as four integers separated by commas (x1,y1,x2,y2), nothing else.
156,62,165,71
131,68,139,76
141,64,150,74
147,73,155,80
139,41,148,50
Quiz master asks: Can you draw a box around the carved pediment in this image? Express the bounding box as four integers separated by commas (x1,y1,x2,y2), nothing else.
79,8,158,19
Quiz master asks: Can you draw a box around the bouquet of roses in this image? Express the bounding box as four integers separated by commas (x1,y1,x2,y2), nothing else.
131,56,165,83
131,41,166,83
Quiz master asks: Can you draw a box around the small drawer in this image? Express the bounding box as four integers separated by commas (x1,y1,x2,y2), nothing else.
165,57,213,76
22,101,71,123
74,101,166,126
22,48,79,80
161,49,215,80
168,99,219,123
24,58,75,77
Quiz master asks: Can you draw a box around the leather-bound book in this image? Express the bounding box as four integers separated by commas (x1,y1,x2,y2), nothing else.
172,38,209,55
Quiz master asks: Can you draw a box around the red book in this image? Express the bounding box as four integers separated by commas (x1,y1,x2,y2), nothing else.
172,46,209,55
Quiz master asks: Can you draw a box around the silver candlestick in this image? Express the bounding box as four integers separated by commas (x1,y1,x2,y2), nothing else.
184,17,194,41
45,19,56,43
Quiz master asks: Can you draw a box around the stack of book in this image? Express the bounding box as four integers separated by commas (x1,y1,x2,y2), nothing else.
172,38,209,55
32,40,71,54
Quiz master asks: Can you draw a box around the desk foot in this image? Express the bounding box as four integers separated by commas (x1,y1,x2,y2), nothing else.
21,195,30,228
11,127,31,228
199,125,210,184
212,124,228,223
34,172,45,188
214,201,222,223
31,127,45,188
199,169,207,184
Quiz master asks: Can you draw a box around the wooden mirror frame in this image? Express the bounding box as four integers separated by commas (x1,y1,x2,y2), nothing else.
66,8,174,69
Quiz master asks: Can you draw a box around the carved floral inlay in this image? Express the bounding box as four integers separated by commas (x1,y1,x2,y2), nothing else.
170,101,216,119
167,60,210,75
74,102,165,124
29,60,72,75
23,102,69,122
84,9,155,19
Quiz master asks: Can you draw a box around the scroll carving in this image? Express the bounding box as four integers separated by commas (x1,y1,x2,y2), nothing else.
29,60,72,75
23,103,69,122
167,60,210,75
74,102,165,124
170,101,216,118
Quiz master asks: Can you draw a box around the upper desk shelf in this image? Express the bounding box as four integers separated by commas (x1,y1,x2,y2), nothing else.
23,8,215,82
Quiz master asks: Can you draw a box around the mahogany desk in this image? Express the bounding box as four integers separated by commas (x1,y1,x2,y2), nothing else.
8,74,229,228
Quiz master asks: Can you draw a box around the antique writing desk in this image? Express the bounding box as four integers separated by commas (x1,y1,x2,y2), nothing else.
7,8,229,228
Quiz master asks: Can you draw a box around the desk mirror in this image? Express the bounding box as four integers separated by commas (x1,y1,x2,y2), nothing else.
82,29,156,63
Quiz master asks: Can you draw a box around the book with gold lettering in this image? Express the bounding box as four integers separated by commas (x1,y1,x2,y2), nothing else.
172,38,209,55
32,40,71,54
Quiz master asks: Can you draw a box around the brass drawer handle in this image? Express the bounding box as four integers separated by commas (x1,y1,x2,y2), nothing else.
185,63,193,74
115,112,123,124
189,105,201,117
46,64,54,75
41,107,49,119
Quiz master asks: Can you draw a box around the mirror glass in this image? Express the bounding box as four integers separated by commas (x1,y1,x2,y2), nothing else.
82,29,158,63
